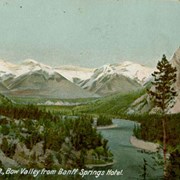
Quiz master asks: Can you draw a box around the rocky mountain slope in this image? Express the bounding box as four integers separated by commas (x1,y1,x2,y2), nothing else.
0,59,152,98
0,59,97,99
170,47,180,113
77,62,152,96
127,48,180,114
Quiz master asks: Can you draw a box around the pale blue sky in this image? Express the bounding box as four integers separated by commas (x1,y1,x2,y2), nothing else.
0,0,180,67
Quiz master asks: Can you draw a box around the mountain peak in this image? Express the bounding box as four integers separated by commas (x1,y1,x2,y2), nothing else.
100,64,114,73
21,59,53,72
0,59,15,67
22,59,39,65
121,61,134,66
92,64,116,79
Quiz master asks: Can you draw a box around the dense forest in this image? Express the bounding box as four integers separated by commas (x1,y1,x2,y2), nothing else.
0,89,179,179
0,96,113,176
73,89,180,178
131,113,180,179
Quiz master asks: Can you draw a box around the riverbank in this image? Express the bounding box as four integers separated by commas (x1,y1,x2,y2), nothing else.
92,119,163,179
86,161,114,169
130,136,160,152
97,124,118,130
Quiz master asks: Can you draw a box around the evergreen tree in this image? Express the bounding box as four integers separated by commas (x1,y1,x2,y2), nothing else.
166,150,180,179
147,54,177,176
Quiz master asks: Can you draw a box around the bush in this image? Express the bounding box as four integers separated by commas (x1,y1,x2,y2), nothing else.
166,150,180,179
97,115,112,126
1,125,10,135
133,124,141,139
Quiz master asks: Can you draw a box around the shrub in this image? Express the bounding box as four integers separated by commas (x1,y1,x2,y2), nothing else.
97,115,112,126
133,124,141,139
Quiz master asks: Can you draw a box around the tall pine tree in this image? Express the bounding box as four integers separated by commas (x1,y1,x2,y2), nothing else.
147,54,177,176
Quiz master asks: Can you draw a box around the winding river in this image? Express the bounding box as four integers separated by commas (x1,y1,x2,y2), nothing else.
85,119,163,180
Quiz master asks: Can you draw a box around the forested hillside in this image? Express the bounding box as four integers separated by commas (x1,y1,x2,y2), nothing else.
0,95,113,176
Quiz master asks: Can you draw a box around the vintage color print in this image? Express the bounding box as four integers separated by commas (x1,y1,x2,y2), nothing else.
0,0,180,179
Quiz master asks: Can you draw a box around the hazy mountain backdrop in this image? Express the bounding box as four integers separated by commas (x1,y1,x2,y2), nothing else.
0,59,152,99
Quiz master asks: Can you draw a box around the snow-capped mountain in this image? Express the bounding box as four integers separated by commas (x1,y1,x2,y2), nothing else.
117,61,153,83
77,62,153,96
0,59,55,79
0,59,93,84
0,60,16,82
0,59,98,99
0,58,153,98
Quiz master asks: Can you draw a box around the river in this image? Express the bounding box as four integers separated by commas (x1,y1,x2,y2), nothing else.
85,119,163,180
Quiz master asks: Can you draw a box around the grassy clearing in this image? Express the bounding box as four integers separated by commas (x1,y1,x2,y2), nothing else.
75,89,146,116
9,90,145,117
9,96,98,104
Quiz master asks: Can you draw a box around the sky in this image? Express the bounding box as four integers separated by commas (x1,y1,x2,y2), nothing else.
0,0,180,68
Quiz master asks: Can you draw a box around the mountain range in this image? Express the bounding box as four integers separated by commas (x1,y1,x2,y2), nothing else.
0,59,96,99
0,58,153,99
77,62,152,96
0,48,179,114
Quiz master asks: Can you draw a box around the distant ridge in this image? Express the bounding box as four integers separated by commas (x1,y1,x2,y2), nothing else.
0,59,98,99
0,58,152,98
77,62,152,96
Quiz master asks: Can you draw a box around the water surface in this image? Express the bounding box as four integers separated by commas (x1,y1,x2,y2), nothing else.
85,119,163,180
